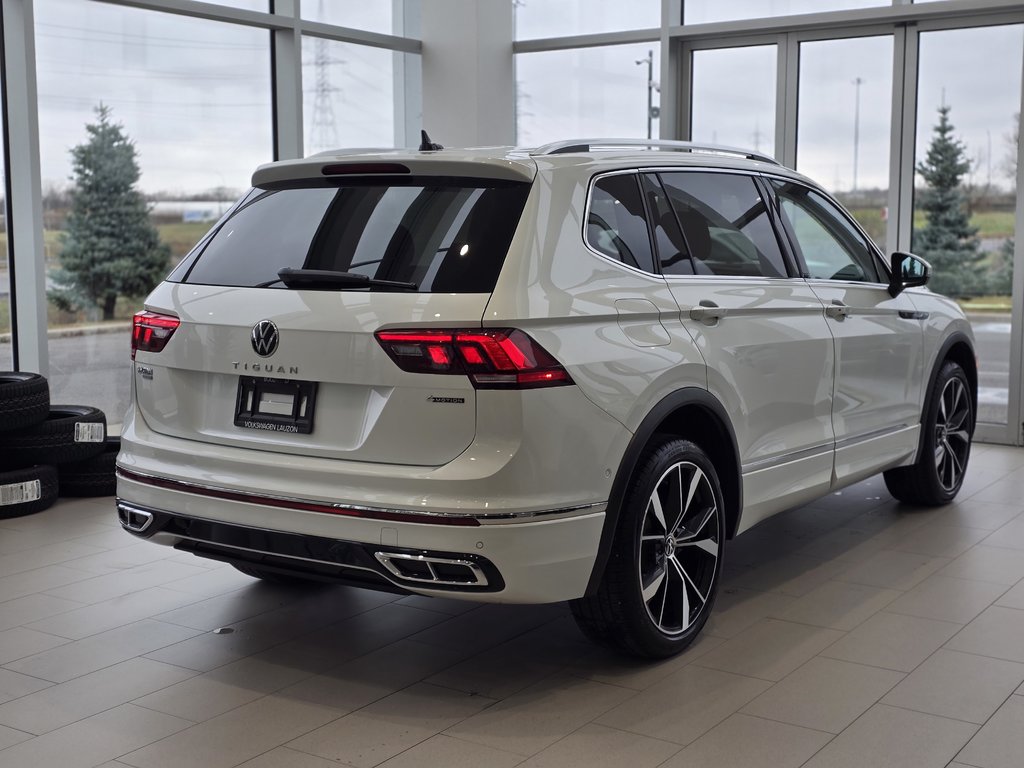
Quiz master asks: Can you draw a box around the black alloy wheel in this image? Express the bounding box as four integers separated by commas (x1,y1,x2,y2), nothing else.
571,438,725,658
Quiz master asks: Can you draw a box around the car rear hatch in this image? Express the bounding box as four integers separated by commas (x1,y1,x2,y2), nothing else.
133,156,535,467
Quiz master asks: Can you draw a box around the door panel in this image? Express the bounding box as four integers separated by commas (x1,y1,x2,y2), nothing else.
652,171,836,525
767,177,925,482
669,277,836,528
808,281,925,482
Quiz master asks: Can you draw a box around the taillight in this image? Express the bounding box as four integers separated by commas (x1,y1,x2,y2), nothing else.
132,311,180,360
375,328,574,389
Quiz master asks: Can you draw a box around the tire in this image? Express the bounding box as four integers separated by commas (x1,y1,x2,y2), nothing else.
0,405,107,468
59,437,119,497
571,439,726,658
884,360,973,506
0,464,59,519
0,372,50,433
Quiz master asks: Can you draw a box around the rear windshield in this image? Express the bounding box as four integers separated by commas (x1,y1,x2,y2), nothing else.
175,177,531,293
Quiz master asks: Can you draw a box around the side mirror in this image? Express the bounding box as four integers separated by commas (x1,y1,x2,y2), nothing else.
888,251,930,297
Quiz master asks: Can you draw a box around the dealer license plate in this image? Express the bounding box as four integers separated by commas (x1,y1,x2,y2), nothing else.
234,377,317,434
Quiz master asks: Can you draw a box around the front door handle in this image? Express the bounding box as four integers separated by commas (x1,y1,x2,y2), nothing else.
825,300,849,320
689,300,726,324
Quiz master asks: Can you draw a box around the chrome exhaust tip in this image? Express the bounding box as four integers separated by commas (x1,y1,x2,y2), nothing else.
374,551,488,587
117,502,154,533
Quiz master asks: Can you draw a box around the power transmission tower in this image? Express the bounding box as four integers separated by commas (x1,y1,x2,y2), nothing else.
308,1,342,152
852,76,863,193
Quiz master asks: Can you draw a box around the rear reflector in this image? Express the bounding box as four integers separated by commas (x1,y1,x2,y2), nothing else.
375,328,574,389
132,311,180,360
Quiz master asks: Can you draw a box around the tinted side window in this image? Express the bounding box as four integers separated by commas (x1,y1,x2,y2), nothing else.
770,179,882,283
586,174,656,273
181,178,531,293
641,174,695,275
659,172,789,278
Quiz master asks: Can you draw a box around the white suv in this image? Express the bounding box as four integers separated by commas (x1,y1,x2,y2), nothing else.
117,138,976,658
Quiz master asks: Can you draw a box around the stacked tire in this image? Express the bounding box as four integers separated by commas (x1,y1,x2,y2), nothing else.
0,372,116,519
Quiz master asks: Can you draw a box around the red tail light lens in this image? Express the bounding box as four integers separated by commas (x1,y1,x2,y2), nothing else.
132,311,180,360
375,328,573,389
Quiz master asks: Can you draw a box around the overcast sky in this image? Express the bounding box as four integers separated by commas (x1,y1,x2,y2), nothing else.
33,0,394,195
24,0,1024,198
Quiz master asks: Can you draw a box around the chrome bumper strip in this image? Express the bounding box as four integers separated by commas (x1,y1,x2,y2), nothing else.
116,466,605,523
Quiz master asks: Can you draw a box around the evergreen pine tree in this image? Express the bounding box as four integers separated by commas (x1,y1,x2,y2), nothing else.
989,236,1014,295
914,105,983,297
991,111,1019,297
51,105,170,320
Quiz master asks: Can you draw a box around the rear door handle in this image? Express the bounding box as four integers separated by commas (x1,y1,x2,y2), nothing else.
689,300,726,323
825,300,849,320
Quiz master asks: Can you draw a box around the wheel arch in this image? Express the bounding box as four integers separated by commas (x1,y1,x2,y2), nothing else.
584,387,742,596
925,331,978,437
904,331,977,470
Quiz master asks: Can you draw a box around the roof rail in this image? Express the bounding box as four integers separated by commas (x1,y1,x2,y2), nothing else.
530,138,780,166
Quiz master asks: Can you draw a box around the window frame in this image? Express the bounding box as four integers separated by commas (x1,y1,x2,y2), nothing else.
641,172,697,276
585,166,806,280
650,166,801,280
584,170,659,274
763,173,891,285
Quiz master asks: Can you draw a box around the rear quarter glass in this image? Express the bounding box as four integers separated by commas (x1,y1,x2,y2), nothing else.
176,177,531,293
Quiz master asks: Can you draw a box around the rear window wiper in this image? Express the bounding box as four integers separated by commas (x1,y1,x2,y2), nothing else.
256,268,418,291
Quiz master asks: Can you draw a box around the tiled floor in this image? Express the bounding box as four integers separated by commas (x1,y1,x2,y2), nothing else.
2,444,1024,767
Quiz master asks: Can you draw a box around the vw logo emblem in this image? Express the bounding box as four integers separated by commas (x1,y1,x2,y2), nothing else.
251,320,279,357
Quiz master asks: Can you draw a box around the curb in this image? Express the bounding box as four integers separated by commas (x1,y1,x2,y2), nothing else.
0,321,130,344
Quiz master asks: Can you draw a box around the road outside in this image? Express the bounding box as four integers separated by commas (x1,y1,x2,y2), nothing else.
47,328,134,432
0,328,132,433
971,313,1012,426
0,311,1014,439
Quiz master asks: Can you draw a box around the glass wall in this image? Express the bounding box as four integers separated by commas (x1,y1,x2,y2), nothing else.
302,1,394,34
684,0,889,25
516,45,660,146
0,103,9,371
516,0,660,40
914,24,1023,427
796,35,893,246
301,38,396,153
34,0,274,430
203,0,268,9
690,45,776,153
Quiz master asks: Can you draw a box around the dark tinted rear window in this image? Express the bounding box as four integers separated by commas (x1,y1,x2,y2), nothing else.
178,178,531,293
586,174,656,273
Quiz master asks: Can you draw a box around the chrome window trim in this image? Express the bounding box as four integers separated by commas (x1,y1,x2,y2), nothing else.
651,166,798,280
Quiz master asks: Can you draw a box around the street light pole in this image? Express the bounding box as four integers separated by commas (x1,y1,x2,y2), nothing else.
852,76,863,193
636,49,654,140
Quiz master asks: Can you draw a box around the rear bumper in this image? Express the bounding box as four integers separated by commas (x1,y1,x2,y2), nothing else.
120,385,624,517
116,499,505,594
116,384,626,602
115,476,605,603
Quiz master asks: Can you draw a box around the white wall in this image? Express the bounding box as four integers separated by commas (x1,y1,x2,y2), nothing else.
420,0,515,147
